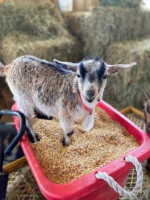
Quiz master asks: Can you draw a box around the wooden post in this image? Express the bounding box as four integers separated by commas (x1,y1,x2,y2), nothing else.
73,0,99,11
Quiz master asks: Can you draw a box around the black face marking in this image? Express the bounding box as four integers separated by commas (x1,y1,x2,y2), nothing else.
79,62,87,79
97,62,106,83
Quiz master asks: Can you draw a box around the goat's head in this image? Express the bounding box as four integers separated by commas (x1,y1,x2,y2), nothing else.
54,57,136,108
144,93,150,135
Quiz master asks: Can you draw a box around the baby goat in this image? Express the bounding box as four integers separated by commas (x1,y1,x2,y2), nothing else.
0,56,136,146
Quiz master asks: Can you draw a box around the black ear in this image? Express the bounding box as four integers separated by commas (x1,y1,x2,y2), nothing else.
79,62,87,79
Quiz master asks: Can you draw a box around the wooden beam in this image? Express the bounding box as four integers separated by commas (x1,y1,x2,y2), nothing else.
3,157,26,173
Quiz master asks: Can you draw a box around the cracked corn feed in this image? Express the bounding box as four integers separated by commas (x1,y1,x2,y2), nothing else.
31,107,139,184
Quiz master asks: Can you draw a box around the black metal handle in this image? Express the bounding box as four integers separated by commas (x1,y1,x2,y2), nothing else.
0,110,26,156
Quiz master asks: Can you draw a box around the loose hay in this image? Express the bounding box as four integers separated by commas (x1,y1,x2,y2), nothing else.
31,108,139,184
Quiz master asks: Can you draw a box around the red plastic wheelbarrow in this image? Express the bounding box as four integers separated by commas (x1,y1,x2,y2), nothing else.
0,110,26,200
12,101,150,200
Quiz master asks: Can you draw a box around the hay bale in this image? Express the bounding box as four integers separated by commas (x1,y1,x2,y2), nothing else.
0,0,80,63
0,1,64,40
0,33,79,64
104,39,150,109
65,7,150,57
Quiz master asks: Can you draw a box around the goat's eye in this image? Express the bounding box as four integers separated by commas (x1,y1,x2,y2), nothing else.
103,75,107,79
77,74,81,78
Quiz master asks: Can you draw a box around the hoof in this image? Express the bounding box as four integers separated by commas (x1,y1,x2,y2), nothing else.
26,127,40,143
35,134,40,142
67,131,74,136
62,138,66,146
62,137,71,146
26,127,34,143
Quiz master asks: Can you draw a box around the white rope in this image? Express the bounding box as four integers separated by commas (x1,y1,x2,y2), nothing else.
95,155,143,200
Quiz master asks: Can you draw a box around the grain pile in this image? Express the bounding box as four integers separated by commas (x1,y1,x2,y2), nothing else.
32,107,138,184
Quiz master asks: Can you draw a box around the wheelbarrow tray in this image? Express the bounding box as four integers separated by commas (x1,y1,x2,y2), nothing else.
12,101,150,200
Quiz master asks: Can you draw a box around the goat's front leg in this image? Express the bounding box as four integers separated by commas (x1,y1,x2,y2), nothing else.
59,113,74,146
82,109,95,131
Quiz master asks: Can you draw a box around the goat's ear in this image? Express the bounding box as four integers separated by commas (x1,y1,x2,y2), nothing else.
53,59,79,72
107,62,137,75
53,59,79,67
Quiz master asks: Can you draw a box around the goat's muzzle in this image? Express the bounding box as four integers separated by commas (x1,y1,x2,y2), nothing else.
85,90,95,103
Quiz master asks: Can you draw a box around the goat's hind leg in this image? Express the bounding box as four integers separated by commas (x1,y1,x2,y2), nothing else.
25,116,40,142
17,101,39,142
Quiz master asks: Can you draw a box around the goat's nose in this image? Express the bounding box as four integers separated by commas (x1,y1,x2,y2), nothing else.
86,90,95,97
